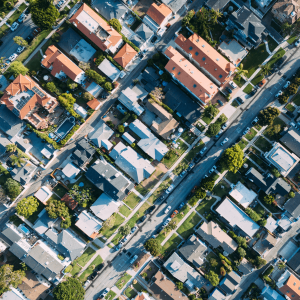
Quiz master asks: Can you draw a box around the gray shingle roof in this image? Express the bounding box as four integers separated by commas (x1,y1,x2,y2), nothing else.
220,272,241,295
135,23,154,41
0,135,10,157
58,28,82,54
71,139,95,167
9,242,28,259
88,120,114,148
205,0,230,10
284,193,300,217
280,128,300,158
2,226,23,244
92,0,128,20
10,161,36,186
0,105,24,139
161,0,186,13
288,249,300,273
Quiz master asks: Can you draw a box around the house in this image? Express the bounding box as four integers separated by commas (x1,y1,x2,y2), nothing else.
175,33,236,86
88,120,114,149
264,216,278,233
219,271,241,295
272,0,300,24
75,210,102,239
145,101,179,139
280,128,300,157
41,45,86,84
122,132,135,145
227,6,266,49
163,253,206,290
2,288,30,300
253,231,277,257
92,0,128,21
264,142,299,176
208,288,227,300
69,3,123,54
0,75,58,129
70,139,96,168
9,239,31,259
216,198,260,237
130,34,144,50
246,167,291,197
58,28,96,62
1,223,24,245
261,285,286,300
196,221,238,254
205,0,230,10
61,162,80,179
143,3,172,35
85,158,134,201
164,46,218,104
129,119,169,161
135,23,154,44
278,216,292,231
149,270,189,300
288,249,300,274
34,186,53,205
238,258,253,275
284,193,300,218
0,75,9,92
132,84,148,100
109,142,155,183
90,193,121,220
218,39,248,67
132,292,152,300
178,234,207,268
87,98,102,111
0,134,10,157
44,228,86,261
33,209,56,235
0,105,24,140
277,270,300,300
114,43,137,69
10,160,37,186
229,181,257,208
98,58,121,81
161,0,187,13
118,87,144,116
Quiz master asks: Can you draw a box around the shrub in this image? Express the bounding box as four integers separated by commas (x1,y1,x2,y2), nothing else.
118,125,125,133
245,208,260,222
220,266,226,276
104,82,113,91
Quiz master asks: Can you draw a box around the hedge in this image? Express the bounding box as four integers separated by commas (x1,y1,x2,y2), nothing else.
121,34,140,52
60,125,80,145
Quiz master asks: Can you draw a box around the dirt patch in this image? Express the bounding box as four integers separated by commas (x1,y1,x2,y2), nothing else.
139,163,167,191
102,108,123,127
133,0,154,17
139,261,159,282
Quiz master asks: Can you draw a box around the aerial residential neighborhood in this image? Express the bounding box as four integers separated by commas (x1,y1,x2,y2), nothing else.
1,0,300,299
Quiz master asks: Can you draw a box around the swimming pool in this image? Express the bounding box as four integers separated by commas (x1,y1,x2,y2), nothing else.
55,119,75,139
19,224,30,235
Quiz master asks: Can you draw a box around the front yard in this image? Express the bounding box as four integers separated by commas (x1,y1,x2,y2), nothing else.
177,211,202,239
243,83,253,94
162,233,182,256
116,273,132,290
196,197,217,215
184,140,205,162
123,193,141,209
245,128,257,141
254,136,273,152
79,255,103,282
293,94,300,106
75,247,96,267
263,117,286,141
212,180,231,198
238,138,249,150
181,131,197,145
101,213,125,239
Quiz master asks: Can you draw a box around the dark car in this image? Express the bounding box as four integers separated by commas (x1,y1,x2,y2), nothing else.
285,111,294,118
225,87,233,94
138,215,147,223
24,7,30,15
25,34,34,44
151,36,158,43
249,89,257,97
236,97,244,104
194,154,202,164
217,99,224,106
178,202,185,210
147,205,156,214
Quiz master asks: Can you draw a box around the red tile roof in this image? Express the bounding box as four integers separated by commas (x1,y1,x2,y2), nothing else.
165,46,218,103
61,193,78,210
69,3,122,52
114,43,137,68
87,98,101,110
146,3,172,25
280,274,300,300
175,33,235,83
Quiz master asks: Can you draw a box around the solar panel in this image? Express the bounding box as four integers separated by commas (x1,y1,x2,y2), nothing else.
32,86,45,98
16,96,31,110
12,107,20,117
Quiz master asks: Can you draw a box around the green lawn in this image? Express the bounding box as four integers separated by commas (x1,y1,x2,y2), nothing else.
245,128,257,141
53,184,68,198
75,248,96,267
243,43,269,78
162,150,179,169
105,290,117,300
267,36,278,52
176,139,189,155
119,205,131,217
184,140,205,162
243,84,253,94
181,131,197,144
212,180,231,198
116,273,132,290
132,281,143,292
202,115,214,125
255,136,273,152
127,202,150,228
293,94,300,106
125,287,137,299
135,184,148,196
268,48,286,68
196,197,217,215
225,171,240,184
251,71,264,86
233,76,246,88
0,24,8,39
287,34,299,45
177,212,202,239
111,233,123,246
70,264,82,276
255,124,262,131
162,234,182,255
79,255,103,282
7,3,27,24
286,103,296,112
26,52,43,72
253,203,265,218
248,153,270,171
101,213,125,239
123,193,141,209
238,138,249,150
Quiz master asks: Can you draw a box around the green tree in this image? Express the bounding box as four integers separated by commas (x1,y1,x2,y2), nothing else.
259,219,267,227
220,144,244,173
278,94,289,104
118,125,125,133
271,167,280,178
256,257,267,268
102,214,115,229
4,179,21,199
182,9,195,26
85,69,105,85
53,278,85,300
235,63,248,79
258,107,280,125
281,21,292,35
119,224,131,236
46,82,57,93
278,262,285,270
236,236,247,248
7,61,28,77
13,36,28,47
83,92,94,101
16,196,39,218
204,104,219,119
79,61,90,71
46,199,71,228
259,64,272,77
108,18,122,32
263,194,274,205
0,264,25,295
207,122,221,137
10,154,26,167
31,0,60,30
210,258,218,268
237,247,246,258
69,185,92,207
289,191,295,198
176,281,184,290
220,266,226,276
205,270,219,286
6,144,17,153
144,239,162,256
245,208,260,222
195,189,206,199
200,177,215,192
104,82,113,91
67,79,78,90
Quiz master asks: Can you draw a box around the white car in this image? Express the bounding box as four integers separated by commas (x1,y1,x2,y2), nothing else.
119,71,126,79
162,218,171,227
10,22,19,31
8,53,18,62
221,138,229,145
295,39,300,47
209,165,217,174
222,122,229,130
283,81,290,89
17,46,25,53
164,205,171,214
166,184,174,194
229,81,238,89
243,127,251,135
130,255,138,264
275,90,283,98
199,147,207,155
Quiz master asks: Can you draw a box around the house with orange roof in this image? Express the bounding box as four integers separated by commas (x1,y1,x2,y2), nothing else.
69,3,123,54
164,46,218,104
144,3,172,35
114,43,137,69
175,33,236,86
278,270,300,300
0,74,58,129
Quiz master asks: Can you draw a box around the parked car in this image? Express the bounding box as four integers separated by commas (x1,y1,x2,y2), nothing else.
147,205,156,214
215,129,223,138
286,111,294,118
179,170,187,177
229,81,238,89
130,255,138,264
97,288,110,300
236,97,244,104
166,184,174,194
217,99,224,106
191,185,197,193
225,87,233,94
194,154,202,163
8,53,18,62
17,46,25,53
275,90,282,98
199,147,207,156
138,215,147,223
24,7,30,15
164,205,171,214
249,89,257,97
220,138,229,145
178,202,185,210
209,165,217,174
296,39,300,47
115,243,122,251
187,162,195,171
252,117,259,125
10,22,19,31
283,81,290,89
222,122,229,130
25,34,34,44
18,13,26,23
32,28,41,37
171,210,178,218
131,226,138,234
162,218,171,227
243,127,251,135
151,36,158,43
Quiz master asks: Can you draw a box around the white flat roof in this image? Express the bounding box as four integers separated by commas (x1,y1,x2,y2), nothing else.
216,198,260,237
86,82,103,97
77,10,99,33
229,182,257,208
219,40,248,66
70,39,96,63
278,216,292,231
265,216,278,233
34,186,52,204
98,58,120,81
270,147,296,171
76,210,102,237
33,219,48,235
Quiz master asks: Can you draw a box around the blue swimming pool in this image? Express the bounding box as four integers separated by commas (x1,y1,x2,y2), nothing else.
56,119,75,139
19,224,30,235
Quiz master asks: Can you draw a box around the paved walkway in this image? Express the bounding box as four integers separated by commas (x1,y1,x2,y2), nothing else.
0,0,27,27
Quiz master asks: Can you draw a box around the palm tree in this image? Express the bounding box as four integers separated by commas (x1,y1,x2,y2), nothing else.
10,154,26,168
210,9,223,23
235,64,248,79
260,64,272,77
278,262,285,270
6,144,17,153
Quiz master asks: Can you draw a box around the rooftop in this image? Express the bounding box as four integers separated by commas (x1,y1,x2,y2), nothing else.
88,120,114,149
98,58,120,81
284,193,300,218
0,105,24,139
75,210,102,239
34,186,52,205
280,128,300,158
161,0,187,13
119,87,144,116
70,138,95,168
90,193,120,220
114,43,137,68
229,181,257,208
146,3,172,26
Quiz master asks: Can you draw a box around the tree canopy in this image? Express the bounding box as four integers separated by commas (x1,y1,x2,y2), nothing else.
0,264,25,295
144,239,162,256
205,270,219,286
53,278,85,300
13,36,28,47
16,196,39,218
204,104,219,119
200,177,215,192
263,194,274,205
236,236,247,248
7,61,28,77
258,107,280,125
4,178,21,199
108,18,122,32
207,122,221,137
220,144,244,173
46,199,71,228
69,185,92,207
119,224,131,236
237,247,246,258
